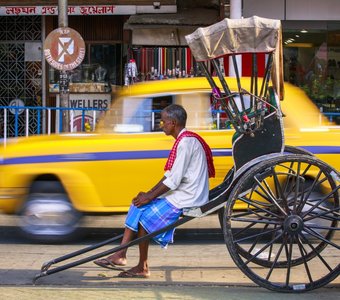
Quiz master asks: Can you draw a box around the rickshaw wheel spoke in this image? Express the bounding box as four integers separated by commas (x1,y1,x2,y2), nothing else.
223,155,339,292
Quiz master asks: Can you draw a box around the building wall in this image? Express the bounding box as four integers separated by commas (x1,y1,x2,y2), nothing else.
243,0,340,20
0,1,176,5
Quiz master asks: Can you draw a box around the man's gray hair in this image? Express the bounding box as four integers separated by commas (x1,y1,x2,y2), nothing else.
163,104,187,127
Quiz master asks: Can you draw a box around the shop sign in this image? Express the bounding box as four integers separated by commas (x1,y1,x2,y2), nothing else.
56,93,110,132
44,27,85,71
56,93,110,111
0,5,136,16
68,94,110,111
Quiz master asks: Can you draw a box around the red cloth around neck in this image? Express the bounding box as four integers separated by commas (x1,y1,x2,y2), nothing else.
164,130,215,178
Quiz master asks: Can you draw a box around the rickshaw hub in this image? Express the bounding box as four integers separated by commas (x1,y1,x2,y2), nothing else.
284,215,304,234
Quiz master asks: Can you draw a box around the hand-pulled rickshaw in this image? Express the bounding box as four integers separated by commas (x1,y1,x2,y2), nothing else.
33,16,339,293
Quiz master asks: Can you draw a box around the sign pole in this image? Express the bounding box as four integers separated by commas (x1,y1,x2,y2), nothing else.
44,4,85,134
58,0,69,132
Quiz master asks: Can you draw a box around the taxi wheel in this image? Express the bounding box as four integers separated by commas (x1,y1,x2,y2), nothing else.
18,181,83,243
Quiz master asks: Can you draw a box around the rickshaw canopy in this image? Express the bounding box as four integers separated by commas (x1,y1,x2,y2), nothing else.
185,16,281,60
185,16,284,99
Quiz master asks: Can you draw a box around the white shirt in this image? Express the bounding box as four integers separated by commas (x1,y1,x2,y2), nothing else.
162,129,209,209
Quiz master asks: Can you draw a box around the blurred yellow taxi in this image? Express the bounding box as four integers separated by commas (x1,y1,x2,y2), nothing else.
0,77,339,242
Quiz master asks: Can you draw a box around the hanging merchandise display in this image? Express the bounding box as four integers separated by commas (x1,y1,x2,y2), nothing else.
124,58,138,86
129,46,267,82
130,47,197,81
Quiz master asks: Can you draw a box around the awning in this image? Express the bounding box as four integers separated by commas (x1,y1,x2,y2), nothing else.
124,8,220,46
124,8,220,29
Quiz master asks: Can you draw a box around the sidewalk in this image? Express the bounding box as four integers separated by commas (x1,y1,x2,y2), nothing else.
0,214,339,299
0,215,238,286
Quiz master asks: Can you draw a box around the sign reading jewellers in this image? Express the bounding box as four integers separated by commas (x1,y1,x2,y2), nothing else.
44,27,85,71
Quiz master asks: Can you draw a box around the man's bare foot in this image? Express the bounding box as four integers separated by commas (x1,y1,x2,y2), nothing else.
118,266,150,278
105,254,127,266
94,254,127,269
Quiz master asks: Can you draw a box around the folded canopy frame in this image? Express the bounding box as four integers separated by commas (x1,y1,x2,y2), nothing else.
185,16,284,136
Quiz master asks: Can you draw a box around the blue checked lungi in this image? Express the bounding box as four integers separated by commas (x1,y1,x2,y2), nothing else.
125,198,182,248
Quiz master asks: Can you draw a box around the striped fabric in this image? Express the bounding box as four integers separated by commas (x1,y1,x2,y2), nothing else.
131,47,197,77
130,47,267,79
164,131,215,178
125,198,182,248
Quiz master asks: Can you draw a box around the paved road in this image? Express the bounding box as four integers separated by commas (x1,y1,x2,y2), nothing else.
1,285,339,300
0,214,339,299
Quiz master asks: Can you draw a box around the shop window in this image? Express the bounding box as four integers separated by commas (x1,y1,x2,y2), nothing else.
126,47,236,84
283,27,340,123
128,47,197,82
49,43,122,93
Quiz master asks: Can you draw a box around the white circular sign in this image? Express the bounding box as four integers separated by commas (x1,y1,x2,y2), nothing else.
44,27,85,71
9,98,25,115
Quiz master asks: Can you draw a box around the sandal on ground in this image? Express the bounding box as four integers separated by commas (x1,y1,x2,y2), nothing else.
93,258,126,271
118,270,150,279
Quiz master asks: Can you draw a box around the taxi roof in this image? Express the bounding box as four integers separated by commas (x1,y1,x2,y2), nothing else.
118,77,252,97
115,77,328,129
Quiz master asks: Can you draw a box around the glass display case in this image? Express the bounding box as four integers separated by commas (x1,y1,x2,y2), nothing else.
49,43,122,93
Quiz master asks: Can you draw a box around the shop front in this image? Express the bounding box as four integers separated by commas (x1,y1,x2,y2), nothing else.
242,0,340,123
0,0,178,135
282,21,340,123
123,7,221,82
45,13,127,132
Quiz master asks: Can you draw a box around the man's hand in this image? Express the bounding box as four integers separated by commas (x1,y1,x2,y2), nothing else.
132,179,170,208
132,192,152,207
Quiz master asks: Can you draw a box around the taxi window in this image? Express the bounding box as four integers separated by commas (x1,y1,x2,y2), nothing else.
98,95,174,133
175,92,214,130
152,95,173,131
98,91,235,133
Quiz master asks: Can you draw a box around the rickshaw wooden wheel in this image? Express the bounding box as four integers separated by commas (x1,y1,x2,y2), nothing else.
218,144,314,244
223,154,339,292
